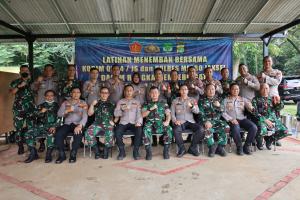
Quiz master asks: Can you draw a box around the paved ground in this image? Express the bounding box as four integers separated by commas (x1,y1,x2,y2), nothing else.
0,137,300,200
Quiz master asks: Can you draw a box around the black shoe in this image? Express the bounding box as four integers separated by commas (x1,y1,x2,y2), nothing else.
215,145,226,157
55,151,66,164
103,146,111,159
163,144,170,159
117,146,126,160
275,141,282,146
243,144,251,155
236,146,244,156
24,147,38,163
38,141,45,153
177,145,186,158
208,145,217,157
265,138,272,150
45,147,53,163
17,142,24,155
69,150,77,163
145,145,152,160
94,145,101,159
256,138,264,150
133,147,140,160
187,146,200,157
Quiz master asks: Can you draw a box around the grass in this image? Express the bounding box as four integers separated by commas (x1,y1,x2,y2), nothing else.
282,102,297,116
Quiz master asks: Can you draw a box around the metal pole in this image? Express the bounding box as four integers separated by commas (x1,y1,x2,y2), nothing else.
26,36,36,79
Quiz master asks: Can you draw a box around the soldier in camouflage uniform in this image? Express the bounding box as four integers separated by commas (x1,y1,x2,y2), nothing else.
24,90,59,163
198,84,230,157
58,64,82,103
252,83,289,150
184,66,204,101
220,67,234,99
203,67,223,97
31,64,58,153
168,69,182,106
142,86,173,160
9,65,35,155
85,87,115,159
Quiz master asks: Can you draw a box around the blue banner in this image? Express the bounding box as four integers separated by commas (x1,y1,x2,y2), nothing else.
75,38,232,83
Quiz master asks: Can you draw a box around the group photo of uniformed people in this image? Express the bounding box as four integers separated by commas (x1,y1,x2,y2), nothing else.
9,55,290,164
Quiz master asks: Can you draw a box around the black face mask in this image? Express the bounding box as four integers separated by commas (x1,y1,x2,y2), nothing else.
21,72,29,78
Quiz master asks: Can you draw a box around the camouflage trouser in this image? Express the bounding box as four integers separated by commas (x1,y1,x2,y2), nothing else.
24,125,55,148
85,123,114,147
258,118,289,140
143,121,173,145
13,105,34,143
205,119,230,147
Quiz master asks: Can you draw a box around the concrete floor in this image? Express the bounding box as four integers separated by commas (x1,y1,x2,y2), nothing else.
0,137,300,200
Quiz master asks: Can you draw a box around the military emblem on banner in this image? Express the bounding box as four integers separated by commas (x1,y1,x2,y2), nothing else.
177,42,185,53
130,42,142,53
144,44,160,53
163,43,173,52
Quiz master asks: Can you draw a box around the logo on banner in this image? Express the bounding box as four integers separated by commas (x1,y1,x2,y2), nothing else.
144,44,160,53
163,43,173,52
129,42,142,53
177,42,185,53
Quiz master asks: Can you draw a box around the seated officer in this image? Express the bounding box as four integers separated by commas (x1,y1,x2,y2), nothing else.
85,87,115,159
114,85,143,160
171,84,204,157
252,83,289,150
55,87,88,164
24,90,59,163
198,84,230,157
222,83,257,155
142,86,173,160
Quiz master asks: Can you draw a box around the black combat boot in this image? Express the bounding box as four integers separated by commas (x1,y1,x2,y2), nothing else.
117,146,126,160
17,142,24,155
256,137,264,150
243,143,251,155
45,147,54,163
163,144,170,159
215,145,226,157
236,145,244,156
55,150,66,164
38,139,46,153
94,145,101,159
103,146,111,159
69,149,77,163
145,145,152,160
24,146,38,163
188,145,200,156
265,137,273,150
208,144,217,157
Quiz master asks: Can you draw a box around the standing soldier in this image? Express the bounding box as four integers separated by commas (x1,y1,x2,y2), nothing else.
104,65,125,104
131,72,147,105
203,67,223,97
219,67,233,98
55,87,88,164
85,87,115,159
142,86,173,160
198,84,230,157
58,64,81,103
235,64,260,101
146,67,171,103
257,56,282,97
9,64,35,155
24,90,59,163
184,66,204,101
252,84,289,150
171,84,204,157
222,83,257,155
31,64,58,153
114,85,143,160
168,69,182,106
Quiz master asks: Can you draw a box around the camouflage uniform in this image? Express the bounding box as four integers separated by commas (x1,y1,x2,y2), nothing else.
85,100,115,147
10,78,35,143
252,96,288,141
184,78,204,101
142,101,173,145
220,79,234,99
58,78,82,102
203,79,223,97
198,97,229,147
24,102,59,148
